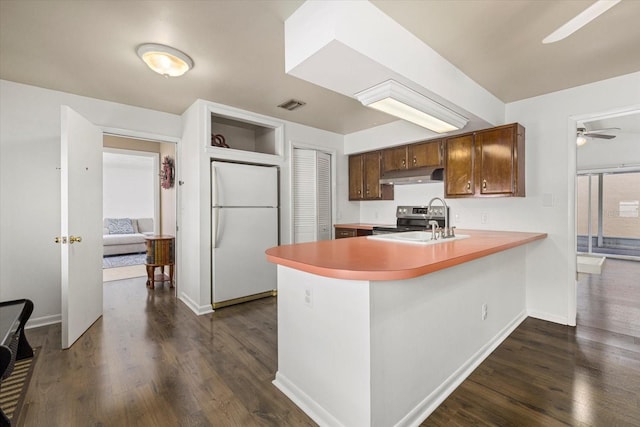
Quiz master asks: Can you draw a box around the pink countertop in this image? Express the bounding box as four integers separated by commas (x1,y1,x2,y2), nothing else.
266,229,547,281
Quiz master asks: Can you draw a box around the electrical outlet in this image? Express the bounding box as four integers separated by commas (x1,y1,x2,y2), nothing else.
480,213,488,224
304,288,313,307
481,303,488,320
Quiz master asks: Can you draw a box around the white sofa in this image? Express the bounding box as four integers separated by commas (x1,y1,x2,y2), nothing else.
103,218,154,256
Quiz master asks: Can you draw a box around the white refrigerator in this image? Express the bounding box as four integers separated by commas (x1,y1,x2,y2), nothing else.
211,161,279,308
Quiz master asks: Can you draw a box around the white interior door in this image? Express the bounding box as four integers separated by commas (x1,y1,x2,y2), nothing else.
60,106,103,349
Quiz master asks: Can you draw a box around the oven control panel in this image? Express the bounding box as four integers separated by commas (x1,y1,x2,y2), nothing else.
396,205,447,219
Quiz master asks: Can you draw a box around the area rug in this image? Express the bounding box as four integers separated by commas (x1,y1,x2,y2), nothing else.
0,349,38,426
103,253,146,269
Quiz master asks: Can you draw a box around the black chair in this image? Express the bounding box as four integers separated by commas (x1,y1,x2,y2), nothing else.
1,299,34,426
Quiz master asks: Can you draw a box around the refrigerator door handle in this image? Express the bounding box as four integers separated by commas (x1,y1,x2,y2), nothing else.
212,164,219,248
212,164,219,207
213,207,220,248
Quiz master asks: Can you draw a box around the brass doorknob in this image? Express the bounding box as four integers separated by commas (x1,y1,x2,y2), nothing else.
69,236,82,244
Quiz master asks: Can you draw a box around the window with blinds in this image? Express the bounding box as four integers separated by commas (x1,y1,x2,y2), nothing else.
293,148,332,243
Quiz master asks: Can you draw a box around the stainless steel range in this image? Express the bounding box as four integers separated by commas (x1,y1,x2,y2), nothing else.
372,205,449,235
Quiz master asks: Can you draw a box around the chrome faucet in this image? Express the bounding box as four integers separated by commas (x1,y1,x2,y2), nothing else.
427,197,450,238
428,220,440,240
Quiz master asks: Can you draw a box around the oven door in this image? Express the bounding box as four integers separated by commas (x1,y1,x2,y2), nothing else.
372,226,423,235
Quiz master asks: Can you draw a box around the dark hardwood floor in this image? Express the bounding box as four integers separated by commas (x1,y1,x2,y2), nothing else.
17,259,640,426
19,279,315,426
424,259,640,426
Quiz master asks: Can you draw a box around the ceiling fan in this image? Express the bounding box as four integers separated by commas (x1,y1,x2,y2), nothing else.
543,0,621,44
576,127,620,146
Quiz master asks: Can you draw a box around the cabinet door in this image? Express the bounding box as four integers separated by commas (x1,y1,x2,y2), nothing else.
408,140,443,169
348,154,364,200
335,228,357,239
363,152,382,199
381,146,408,173
476,126,516,195
445,134,474,197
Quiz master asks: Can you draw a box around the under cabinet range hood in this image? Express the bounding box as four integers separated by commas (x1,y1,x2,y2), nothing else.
379,166,444,185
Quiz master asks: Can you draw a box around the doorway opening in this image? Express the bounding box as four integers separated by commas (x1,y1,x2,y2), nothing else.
574,109,640,338
102,135,177,283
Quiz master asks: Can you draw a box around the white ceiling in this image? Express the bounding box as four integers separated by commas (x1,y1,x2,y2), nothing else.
1,0,639,135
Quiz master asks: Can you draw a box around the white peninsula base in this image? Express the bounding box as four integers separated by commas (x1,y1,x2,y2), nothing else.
273,246,529,427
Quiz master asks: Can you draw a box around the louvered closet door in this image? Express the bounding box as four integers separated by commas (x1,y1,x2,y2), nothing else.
316,151,332,241
293,148,332,243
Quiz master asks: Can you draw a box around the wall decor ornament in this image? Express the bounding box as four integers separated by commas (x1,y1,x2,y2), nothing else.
211,133,229,148
161,156,175,189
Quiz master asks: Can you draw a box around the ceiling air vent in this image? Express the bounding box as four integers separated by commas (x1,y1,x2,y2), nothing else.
278,99,306,111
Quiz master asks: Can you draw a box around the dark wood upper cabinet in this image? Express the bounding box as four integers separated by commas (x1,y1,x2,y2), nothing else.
475,124,525,196
348,123,523,201
408,139,443,168
348,154,364,200
349,152,394,201
444,134,475,197
381,146,408,173
382,139,443,173
445,123,525,198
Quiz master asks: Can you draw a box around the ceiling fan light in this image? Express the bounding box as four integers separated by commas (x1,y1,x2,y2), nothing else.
576,135,587,146
542,0,621,44
137,43,193,77
355,80,468,133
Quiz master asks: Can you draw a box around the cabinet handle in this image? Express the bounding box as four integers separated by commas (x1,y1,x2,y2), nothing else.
358,190,361,194
482,179,487,190
466,181,471,190
413,157,417,165
402,159,406,167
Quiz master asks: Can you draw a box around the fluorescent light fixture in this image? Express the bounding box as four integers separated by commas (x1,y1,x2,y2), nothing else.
542,0,621,44
137,43,194,77
355,80,468,133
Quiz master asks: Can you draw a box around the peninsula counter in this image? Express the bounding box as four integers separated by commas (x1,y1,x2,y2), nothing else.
266,230,546,427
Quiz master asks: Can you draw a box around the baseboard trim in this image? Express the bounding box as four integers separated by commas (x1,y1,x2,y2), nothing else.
26,313,61,329
273,372,345,427
527,309,568,325
179,292,214,316
397,311,528,427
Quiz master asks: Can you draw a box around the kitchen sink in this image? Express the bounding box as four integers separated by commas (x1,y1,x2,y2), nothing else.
367,232,470,245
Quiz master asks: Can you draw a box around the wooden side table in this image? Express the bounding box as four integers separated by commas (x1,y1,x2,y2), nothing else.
144,235,175,289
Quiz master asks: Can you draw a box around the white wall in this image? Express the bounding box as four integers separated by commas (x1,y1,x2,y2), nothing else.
506,72,640,324
103,152,156,219
0,79,181,324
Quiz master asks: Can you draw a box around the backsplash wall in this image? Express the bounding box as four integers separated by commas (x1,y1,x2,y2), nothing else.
357,182,516,231
358,182,447,225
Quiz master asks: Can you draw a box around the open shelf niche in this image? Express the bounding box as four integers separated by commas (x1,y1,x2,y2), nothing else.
210,113,279,156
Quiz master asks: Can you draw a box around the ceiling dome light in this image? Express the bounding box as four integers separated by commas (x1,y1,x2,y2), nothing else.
136,43,193,77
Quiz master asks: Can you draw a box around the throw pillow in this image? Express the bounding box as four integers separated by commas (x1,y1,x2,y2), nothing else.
106,218,135,234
